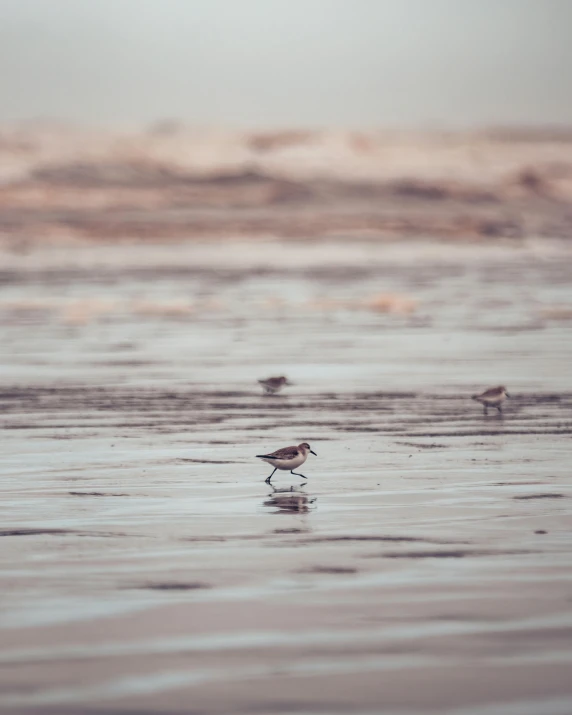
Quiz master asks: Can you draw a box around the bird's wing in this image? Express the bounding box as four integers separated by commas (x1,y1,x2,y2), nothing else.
480,387,501,398
257,446,299,460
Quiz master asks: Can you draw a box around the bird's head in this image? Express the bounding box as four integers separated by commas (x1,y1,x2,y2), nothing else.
299,442,317,456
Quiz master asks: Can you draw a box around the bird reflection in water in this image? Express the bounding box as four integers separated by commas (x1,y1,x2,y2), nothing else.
263,484,317,513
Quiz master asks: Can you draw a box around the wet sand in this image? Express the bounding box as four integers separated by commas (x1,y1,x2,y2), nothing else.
1,239,572,714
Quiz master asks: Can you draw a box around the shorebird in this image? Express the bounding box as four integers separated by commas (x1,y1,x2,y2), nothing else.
472,386,510,415
256,442,317,483
258,376,291,395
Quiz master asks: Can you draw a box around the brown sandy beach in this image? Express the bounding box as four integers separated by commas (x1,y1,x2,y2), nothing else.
2,126,572,246
1,230,572,714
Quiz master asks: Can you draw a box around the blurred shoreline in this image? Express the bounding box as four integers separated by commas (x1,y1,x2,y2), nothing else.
1,124,572,246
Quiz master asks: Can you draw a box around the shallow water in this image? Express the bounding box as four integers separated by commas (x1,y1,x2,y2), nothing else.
1,239,572,714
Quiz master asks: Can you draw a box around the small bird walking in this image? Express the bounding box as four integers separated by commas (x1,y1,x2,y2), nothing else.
258,376,291,395
472,386,510,415
256,442,317,483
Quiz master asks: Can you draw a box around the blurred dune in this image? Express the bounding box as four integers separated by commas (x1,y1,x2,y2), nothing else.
1,124,572,244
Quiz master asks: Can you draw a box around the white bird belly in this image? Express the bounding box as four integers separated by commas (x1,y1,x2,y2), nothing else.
262,453,306,471
482,394,505,406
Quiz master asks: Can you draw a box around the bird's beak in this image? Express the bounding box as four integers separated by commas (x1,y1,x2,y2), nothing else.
505,392,511,398
310,450,317,456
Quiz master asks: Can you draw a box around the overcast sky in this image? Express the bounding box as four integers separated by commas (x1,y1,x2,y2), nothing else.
0,0,570,127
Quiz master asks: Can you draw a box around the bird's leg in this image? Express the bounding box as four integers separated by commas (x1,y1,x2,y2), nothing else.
265,468,278,484
483,405,488,416
497,404,503,416
291,470,307,479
